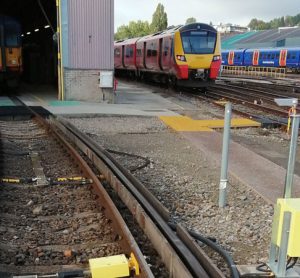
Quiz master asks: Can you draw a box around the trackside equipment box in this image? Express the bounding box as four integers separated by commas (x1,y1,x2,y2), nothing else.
271,198,300,257
89,254,129,278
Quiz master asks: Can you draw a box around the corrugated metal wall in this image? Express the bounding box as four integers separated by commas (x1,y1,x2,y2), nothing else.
67,0,114,70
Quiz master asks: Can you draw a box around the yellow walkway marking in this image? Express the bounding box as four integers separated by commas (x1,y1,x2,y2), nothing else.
159,116,261,132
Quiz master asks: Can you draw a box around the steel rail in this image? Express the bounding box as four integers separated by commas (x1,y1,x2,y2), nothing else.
218,84,299,99
53,117,225,278
212,84,284,104
206,88,288,117
183,89,286,127
5,99,153,278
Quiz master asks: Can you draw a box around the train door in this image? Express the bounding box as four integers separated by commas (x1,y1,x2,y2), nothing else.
143,42,147,68
122,45,125,68
228,51,234,65
159,38,163,70
161,38,171,70
253,50,259,66
279,49,287,67
0,25,6,72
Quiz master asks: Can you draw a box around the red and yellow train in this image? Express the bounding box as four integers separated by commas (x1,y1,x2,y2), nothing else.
0,15,22,88
114,23,221,88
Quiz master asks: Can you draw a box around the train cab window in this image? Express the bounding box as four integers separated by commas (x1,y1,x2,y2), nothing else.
4,22,21,47
180,30,217,54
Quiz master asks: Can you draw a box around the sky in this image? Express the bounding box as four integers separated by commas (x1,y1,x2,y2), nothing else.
115,0,299,30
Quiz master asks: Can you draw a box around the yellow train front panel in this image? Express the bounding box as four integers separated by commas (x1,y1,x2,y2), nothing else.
6,48,22,69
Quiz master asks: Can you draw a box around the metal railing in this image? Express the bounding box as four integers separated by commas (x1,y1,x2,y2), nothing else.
221,65,286,78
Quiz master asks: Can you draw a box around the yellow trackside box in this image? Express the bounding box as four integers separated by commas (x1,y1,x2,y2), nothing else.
271,198,300,257
89,255,129,278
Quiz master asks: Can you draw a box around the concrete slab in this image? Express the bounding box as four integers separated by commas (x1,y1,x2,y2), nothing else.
17,82,182,117
181,131,300,204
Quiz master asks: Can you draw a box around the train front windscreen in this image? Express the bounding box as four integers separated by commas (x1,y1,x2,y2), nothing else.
4,21,21,47
181,30,216,54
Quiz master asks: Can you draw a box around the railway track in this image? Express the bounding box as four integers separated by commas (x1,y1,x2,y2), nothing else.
0,109,151,277
185,81,300,126
0,98,230,277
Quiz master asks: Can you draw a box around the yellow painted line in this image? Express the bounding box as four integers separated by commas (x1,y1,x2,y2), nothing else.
159,116,261,132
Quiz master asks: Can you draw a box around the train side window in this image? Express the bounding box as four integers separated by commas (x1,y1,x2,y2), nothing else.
137,49,142,57
152,50,157,57
291,53,296,59
163,40,169,56
147,49,152,57
259,53,262,59
271,54,275,59
114,48,120,57
276,54,279,58
287,53,291,59
170,38,174,59
125,47,134,58
267,54,271,59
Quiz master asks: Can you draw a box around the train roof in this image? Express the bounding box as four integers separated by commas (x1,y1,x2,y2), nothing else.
245,47,300,52
115,23,218,45
114,37,140,46
222,47,300,53
222,49,246,53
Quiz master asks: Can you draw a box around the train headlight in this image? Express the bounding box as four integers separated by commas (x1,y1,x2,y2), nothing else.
213,55,221,61
11,60,17,65
176,55,186,62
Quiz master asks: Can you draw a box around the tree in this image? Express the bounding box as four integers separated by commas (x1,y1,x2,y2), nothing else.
150,3,168,33
248,18,269,30
115,20,151,40
185,17,197,25
248,13,300,30
115,25,131,40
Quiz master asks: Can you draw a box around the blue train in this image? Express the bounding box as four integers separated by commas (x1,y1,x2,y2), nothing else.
221,48,300,73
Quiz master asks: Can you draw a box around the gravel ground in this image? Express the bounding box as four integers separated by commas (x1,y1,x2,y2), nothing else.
68,115,278,275
0,119,124,274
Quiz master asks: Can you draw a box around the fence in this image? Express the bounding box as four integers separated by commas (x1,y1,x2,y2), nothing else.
221,66,286,78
